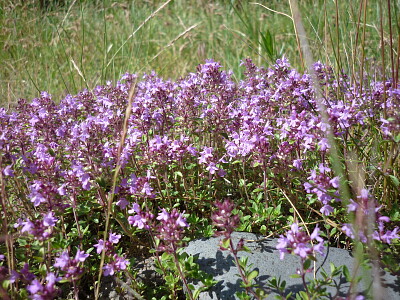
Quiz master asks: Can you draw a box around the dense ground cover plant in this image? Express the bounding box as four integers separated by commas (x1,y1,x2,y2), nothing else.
0,57,399,299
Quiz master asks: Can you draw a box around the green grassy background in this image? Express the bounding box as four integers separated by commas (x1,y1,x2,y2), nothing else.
0,0,398,106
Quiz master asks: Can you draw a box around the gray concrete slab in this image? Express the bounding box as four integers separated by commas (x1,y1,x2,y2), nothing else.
183,232,400,299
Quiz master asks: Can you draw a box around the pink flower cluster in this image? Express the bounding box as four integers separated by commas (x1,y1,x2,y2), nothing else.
276,223,325,260
128,203,189,253
342,189,399,244
53,249,90,280
94,232,130,276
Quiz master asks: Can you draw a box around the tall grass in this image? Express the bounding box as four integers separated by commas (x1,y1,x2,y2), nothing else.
3,0,397,106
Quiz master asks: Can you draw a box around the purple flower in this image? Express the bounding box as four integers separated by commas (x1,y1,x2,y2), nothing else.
359,188,369,200
114,255,129,271
45,272,61,289
293,159,303,169
20,263,36,282
29,182,47,207
176,213,189,227
128,203,154,230
157,208,170,221
109,232,121,244
103,264,115,276
341,223,355,240
17,212,57,241
347,199,358,212
42,212,57,227
206,162,219,174
128,202,141,214
318,138,330,151
141,182,154,196
94,239,105,254
320,204,334,216
153,208,189,253
211,199,240,238
276,237,289,260
75,250,90,262
9,270,20,283
276,224,324,260
27,279,43,294
102,255,130,276
116,197,129,209
329,176,339,188
21,220,34,234
217,168,227,177
198,146,213,164
3,165,14,176
128,214,148,229
54,249,89,280
318,163,331,173
57,184,67,196
26,272,60,299
53,251,70,269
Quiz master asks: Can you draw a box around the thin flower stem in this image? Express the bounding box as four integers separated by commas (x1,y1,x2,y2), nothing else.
73,280,79,300
241,161,250,209
71,195,83,247
300,259,310,296
95,82,137,300
262,162,269,206
173,251,194,300
229,238,262,300
277,184,310,236
0,159,13,279
245,220,327,242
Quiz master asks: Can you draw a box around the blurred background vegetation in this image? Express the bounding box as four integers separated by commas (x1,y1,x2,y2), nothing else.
0,0,398,106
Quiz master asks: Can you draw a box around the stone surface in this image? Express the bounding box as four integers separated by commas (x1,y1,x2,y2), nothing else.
183,232,400,300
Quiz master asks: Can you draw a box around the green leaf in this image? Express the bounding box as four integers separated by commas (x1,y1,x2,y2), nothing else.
330,227,337,235
342,265,351,281
330,262,336,274
221,238,231,250
242,245,251,253
247,269,259,282
308,255,317,262
260,30,275,59
303,259,311,270
252,161,262,168
238,256,248,268
268,277,277,287
281,280,286,289
33,256,44,263
236,291,251,300
161,252,172,260
255,288,267,298
298,290,309,300
2,280,10,289
174,171,183,178
260,225,267,235
164,274,174,284
389,175,399,187
193,289,201,299
320,269,328,280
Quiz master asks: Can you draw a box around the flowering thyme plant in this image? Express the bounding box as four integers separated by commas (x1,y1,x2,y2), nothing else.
0,57,398,299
